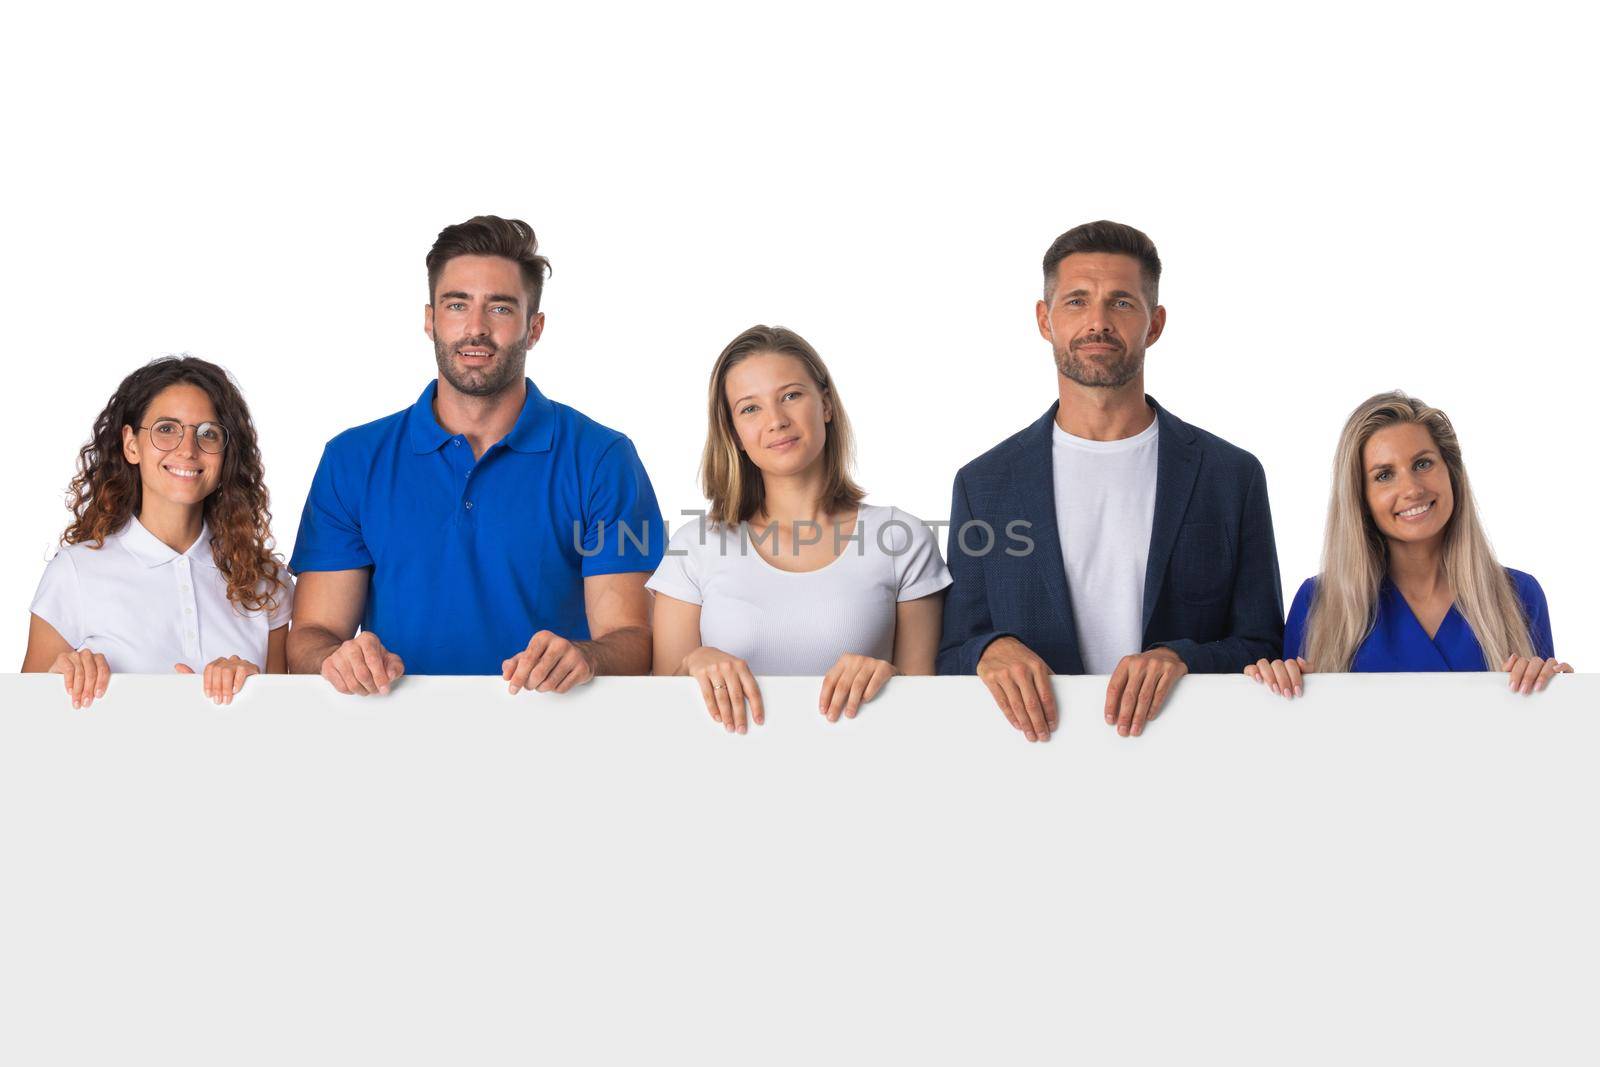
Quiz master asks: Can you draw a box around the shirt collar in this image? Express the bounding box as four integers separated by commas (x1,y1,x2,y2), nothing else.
115,516,214,569
407,378,555,455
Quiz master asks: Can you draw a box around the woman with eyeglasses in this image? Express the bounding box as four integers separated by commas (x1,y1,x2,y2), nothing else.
22,356,293,707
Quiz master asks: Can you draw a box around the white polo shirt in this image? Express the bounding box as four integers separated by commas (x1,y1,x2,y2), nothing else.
29,518,294,673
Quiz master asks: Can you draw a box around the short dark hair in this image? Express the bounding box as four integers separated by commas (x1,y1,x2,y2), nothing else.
1042,220,1162,305
426,215,552,313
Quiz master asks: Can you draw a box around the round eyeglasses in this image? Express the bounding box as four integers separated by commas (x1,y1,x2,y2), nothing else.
138,419,229,455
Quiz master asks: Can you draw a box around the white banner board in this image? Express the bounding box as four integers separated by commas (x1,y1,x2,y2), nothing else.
2,672,1596,1065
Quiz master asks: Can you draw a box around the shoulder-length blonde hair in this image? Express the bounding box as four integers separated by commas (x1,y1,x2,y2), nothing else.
701,325,866,526
1305,390,1532,671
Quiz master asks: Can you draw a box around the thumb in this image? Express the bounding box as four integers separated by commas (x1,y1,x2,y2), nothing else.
174,663,196,674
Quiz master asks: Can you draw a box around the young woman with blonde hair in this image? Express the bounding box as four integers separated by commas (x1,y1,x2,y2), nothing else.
22,357,293,707
648,325,950,732
1248,391,1569,696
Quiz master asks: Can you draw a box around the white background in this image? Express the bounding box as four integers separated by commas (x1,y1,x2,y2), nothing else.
3,1,1596,663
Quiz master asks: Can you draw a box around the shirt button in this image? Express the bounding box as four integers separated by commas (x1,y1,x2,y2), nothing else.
453,439,462,447
464,501,474,510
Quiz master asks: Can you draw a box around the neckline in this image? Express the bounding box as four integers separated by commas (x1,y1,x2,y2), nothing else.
739,506,868,578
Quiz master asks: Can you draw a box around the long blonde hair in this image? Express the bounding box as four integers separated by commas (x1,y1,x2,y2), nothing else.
700,325,866,526
1305,391,1532,671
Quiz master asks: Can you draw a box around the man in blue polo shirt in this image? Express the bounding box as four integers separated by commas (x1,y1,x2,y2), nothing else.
287,215,664,693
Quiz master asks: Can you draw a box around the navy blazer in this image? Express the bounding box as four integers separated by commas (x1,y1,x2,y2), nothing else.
937,397,1284,676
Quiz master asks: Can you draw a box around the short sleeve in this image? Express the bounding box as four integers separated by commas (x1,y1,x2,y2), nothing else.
886,508,953,603
30,549,86,648
288,441,374,574
580,437,667,578
1282,577,1316,661
1510,569,1555,660
645,519,707,606
266,566,296,630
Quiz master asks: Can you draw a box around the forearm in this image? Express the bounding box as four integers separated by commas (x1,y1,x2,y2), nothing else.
286,624,346,675
578,625,652,677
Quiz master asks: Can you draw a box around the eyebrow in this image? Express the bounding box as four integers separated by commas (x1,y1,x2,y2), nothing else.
1367,449,1438,473
1057,288,1141,302
732,382,807,405
438,290,523,306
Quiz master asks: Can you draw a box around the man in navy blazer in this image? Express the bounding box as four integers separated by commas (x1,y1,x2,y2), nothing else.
938,221,1283,741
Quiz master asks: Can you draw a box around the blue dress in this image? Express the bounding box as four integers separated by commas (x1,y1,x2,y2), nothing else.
1282,569,1554,671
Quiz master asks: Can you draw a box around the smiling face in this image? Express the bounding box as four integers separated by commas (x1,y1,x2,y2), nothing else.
1036,251,1165,390
1362,421,1456,546
723,352,832,478
121,383,226,512
424,254,544,398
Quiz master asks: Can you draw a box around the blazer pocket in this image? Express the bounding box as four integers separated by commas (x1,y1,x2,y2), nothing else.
1170,523,1233,605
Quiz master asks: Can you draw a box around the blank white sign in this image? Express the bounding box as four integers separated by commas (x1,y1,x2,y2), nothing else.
1,672,1595,1066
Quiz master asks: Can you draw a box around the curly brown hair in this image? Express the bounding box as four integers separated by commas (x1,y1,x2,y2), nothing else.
63,356,286,614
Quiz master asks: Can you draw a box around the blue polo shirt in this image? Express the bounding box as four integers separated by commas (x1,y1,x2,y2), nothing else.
289,379,665,675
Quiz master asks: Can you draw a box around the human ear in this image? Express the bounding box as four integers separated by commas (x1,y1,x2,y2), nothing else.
423,302,435,342
1145,304,1167,346
1036,299,1053,343
122,425,140,465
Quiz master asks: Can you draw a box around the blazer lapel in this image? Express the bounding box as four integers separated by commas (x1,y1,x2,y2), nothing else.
1011,404,1084,674
1141,397,1202,636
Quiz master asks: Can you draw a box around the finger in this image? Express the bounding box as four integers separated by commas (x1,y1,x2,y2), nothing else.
358,639,391,695
91,653,110,700
343,647,380,696
737,664,764,726
74,650,95,707
722,670,748,734
1522,658,1547,695
859,662,893,706
1148,667,1179,722
1244,661,1263,683
818,664,841,715
232,662,251,699
552,654,589,694
1014,671,1050,741
1130,667,1162,736
843,667,873,720
386,654,405,682
321,659,352,695
59,658,78,705
826,665,855,722
531,644,569,693
507,653,537,695
174,663,195,675
1033,665,1059,731
711,669,737,732
1117,664,1144,736
999,674,1038,742
1506,656,1532,694
1252,658,1276,693
1535,658,1561,692
1104,660,1129,724
983,675,1020,730
693,670,721,724
1269,660,1295,699
202,660,218,703
1285,658,1304,697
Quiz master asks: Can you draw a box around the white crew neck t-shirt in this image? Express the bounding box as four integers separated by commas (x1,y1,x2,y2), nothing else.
646,504,952,675
30,518,294,673
1051,416,1160,675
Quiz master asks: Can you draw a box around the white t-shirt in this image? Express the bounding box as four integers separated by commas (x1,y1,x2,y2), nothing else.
646,504,952,675
30,518,294,673
1052,417,1160,675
